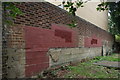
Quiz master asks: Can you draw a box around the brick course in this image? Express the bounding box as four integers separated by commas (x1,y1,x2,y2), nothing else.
24,24,77,77
2,2,114,78
12,2,114,42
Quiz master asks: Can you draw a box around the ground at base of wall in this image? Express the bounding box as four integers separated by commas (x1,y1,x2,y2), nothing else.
35,53,120,78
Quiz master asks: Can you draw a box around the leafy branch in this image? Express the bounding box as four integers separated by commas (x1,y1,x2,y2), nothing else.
96,2,109,11
62,0,87,28
3,2,23,25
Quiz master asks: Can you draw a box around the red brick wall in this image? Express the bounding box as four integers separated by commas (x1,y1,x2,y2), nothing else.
84,36,102,47
12,2,114,43
2,2,114,78
24,24,77,77
12,2,114,44
2,25,25,78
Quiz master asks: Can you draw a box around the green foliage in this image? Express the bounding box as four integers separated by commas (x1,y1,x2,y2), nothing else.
109,1,120,35
67,20,77,28
3,2,23,25
62,0,86,28
96,2,109,11
108,16,118,35
65,63,119,78
64,54,119,78
36,54,119,78
97,1,120,35
63,0,84,16
60,65,69,70
94,54,120,62
115,35,120,42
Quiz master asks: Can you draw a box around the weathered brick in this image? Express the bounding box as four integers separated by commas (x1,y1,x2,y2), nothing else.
2,2,114,78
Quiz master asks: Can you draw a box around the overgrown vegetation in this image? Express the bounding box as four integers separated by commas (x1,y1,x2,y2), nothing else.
37,54,120,78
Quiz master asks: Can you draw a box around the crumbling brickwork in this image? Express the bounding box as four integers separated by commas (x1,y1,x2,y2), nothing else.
2,26,25,78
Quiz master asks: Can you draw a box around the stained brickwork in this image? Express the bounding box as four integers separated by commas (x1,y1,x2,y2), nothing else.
13,2,73,29
12,2,114,46
84,36,102,47
25,24,77,77
48,47,102,67
2,25,25,78
2,2,114,78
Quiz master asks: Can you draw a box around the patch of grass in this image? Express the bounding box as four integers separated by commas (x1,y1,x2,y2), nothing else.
63,54,119,78
94,54,120,62
64,62,119,78
37,54,119,78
